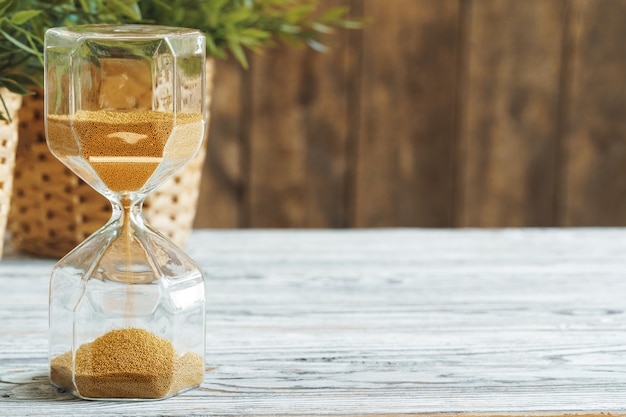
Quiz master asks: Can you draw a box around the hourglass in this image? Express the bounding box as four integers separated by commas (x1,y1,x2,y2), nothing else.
44,25,207,400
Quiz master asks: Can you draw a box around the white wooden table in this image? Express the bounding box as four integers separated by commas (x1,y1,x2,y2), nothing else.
2,229,626,416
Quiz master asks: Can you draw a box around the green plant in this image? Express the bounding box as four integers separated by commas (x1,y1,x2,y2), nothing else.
0,0,360,121
139,0,360,67
0,0,142,120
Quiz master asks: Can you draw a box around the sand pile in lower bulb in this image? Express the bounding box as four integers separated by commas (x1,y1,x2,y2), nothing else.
50,328,204,399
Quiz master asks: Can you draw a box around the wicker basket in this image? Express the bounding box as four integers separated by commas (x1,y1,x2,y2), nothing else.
9,59,214,258
0,89,22,258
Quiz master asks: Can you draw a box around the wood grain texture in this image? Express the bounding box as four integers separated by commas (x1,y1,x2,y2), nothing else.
186,1,626,228
458,0,565,227
3,229,626,415
353,0,460,227
194,58,244,228
560,0,626,226
246,0,352,228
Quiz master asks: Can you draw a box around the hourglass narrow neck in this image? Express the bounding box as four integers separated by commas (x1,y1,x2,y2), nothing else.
110,195,146,230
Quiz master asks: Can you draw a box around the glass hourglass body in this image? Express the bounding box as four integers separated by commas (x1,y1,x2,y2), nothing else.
44,25,207,400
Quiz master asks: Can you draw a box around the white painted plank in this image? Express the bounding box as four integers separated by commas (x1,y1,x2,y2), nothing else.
1,229,626,415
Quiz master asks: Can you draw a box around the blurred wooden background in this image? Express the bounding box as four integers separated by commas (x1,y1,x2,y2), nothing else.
194,0,626,229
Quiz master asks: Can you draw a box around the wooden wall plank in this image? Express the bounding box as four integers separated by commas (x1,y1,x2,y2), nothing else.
195,0,626,229
354,0,460,228
560,0,626,226
246,0,353,228
194,59,244,228
458,0,565,227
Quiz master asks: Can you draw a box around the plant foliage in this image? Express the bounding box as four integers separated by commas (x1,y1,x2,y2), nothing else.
0,0,142,120
0,0,360,121
139,0,360,67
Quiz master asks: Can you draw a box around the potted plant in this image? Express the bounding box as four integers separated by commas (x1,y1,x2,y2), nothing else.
1,0,360,257
1,0,359,117
0,1,151,257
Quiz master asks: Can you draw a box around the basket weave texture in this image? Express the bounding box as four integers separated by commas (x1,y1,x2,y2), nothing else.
0,89,22,258
9,60,214,258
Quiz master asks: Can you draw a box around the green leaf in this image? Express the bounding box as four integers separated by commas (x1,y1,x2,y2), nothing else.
4,71,39,88
279,23,301,34
107,0,142,20
173,8,185,23
238,28,270,40
0,76,31,95
78,0,96,14
10,10,42,25
0,92,13,123
320,6,349,22
25,32,44,66
219,9,253,26
0,28,40,56
205,33,218,52
0,0,18,17
227,37,248,68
